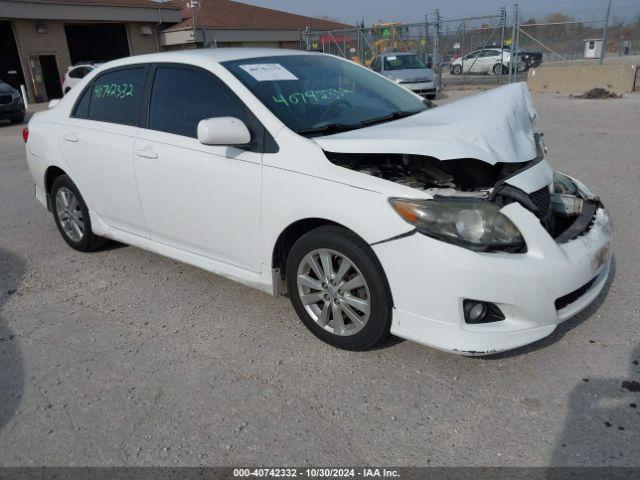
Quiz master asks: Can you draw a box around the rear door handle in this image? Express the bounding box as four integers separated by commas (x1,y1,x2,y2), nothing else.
135,148,158,159
63,133,79,143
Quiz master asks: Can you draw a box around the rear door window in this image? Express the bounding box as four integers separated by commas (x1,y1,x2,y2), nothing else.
87,67,147,126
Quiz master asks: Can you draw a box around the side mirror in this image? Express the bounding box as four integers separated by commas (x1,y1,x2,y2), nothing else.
197,117,251,146
48,99,61,109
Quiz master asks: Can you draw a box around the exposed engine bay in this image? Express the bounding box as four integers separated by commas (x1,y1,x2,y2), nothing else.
325,150,599,243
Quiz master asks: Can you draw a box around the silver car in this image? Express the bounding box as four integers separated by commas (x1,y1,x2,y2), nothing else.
370,52,436,100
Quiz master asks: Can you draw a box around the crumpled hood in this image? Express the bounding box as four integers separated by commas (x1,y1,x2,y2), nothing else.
313,82,538,165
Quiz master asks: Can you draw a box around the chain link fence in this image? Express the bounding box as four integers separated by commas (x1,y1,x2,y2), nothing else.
301,2,639,93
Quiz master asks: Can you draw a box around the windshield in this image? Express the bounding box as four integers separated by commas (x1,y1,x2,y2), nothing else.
383,54,426,71
222,54,427,136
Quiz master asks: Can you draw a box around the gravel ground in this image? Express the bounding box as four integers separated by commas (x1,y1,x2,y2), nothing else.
0,90,639,467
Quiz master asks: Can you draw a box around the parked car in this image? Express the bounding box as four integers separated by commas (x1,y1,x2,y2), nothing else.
62,64,99,94
477,45,543,71
371,52,436,99
450,48,521,75
510,48,543,70
0,79,25,124
25,49,612,355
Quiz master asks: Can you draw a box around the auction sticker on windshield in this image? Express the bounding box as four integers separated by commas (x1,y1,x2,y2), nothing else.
239,64,298,81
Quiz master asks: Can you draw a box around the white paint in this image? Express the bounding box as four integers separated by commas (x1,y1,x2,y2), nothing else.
197,117,251,146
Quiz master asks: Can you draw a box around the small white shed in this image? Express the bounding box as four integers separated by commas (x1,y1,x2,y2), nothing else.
584,38,603,58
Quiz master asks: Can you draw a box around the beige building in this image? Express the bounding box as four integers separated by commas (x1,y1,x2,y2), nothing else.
160,0,351,50
0,0,181,102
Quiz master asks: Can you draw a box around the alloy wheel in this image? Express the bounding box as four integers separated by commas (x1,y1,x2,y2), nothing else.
296,248,371,336
55,187,85,242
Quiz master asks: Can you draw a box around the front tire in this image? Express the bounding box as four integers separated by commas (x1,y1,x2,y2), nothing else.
285,226,392,350
51,175,108,252
451,64,462,75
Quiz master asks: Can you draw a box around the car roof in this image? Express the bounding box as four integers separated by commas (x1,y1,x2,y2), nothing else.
94,48,314,72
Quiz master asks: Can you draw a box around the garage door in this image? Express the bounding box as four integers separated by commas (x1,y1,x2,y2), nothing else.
0,21,26,91
64,23,130,65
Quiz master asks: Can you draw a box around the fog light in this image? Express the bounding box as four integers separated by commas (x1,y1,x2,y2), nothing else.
468,302,487,322
463,300,505,324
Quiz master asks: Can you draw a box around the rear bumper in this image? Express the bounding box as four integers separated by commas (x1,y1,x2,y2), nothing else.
373,202,613,355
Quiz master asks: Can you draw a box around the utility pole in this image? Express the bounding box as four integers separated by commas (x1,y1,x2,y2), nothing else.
187,0,199,47
600,0,612,65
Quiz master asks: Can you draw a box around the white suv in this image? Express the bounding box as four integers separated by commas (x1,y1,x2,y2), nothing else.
24,50,612,355
62,64,98,95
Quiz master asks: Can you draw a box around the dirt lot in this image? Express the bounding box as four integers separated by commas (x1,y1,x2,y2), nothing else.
0,89,639,467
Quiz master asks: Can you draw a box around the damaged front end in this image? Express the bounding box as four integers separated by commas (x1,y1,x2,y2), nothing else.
324,134,600,252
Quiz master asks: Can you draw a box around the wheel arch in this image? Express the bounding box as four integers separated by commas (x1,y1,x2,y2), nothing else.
271,218,394,305
272,218,342,280
44,165,68,210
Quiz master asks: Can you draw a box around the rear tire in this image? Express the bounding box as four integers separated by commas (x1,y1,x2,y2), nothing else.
51,175,108,252
285,226,392,350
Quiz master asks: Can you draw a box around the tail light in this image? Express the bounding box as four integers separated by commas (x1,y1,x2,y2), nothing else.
22,127,29,143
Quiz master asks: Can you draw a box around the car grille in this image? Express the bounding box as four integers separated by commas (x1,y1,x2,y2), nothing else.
555,276,596,310
529,186,551,218
400,78,431,83
0,95,12,104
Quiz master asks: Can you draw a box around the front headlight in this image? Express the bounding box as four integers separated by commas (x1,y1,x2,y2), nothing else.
12,91,21,101
390,198,525,252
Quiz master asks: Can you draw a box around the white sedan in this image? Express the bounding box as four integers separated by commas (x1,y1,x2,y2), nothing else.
24,49,612,355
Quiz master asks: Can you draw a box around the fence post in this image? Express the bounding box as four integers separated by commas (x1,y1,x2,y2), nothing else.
600,0,611,64
424,14,429,66
461,19,466,81
433,9,441,91
499,7,506,84
509,3,519,82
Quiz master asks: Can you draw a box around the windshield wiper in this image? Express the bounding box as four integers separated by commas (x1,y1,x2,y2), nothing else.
297,122,359,136
359,109,423,127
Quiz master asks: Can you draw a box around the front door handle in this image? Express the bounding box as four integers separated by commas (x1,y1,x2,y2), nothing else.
135,148,158,159
63,133,79,142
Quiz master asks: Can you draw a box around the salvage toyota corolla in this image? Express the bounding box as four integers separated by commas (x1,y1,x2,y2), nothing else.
24,49,612,354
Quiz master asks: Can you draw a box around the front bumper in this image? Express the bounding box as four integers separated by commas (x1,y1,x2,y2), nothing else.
400,81,436,96
373,201,613,355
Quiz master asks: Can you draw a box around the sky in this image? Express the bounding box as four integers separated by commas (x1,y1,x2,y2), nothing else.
240,0,640,25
